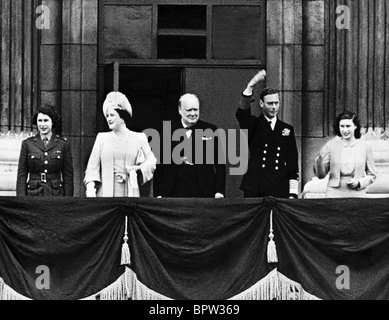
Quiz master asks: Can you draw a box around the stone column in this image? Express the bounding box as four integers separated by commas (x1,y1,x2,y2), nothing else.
301,0,326,186
267,0,303,193
61,0,98,196
40,0,63,117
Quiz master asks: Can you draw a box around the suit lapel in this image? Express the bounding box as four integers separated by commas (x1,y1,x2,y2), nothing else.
45,135,59,152
171,121,187,146
189,121,200,141
272,119,288,145
258,115,271,132
273,118,283,135
33,134,46,151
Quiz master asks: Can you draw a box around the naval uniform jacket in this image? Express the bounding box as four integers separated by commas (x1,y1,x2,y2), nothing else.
236,94,299,198
153,119,226,198
16,134,74,196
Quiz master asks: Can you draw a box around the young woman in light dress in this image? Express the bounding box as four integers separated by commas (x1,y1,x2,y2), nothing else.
315,111,377,198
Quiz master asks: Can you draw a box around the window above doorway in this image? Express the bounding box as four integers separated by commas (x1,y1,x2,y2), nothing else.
99,0,265,66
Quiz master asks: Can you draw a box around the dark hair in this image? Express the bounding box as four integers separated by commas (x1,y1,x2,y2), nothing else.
333,111,361,139
32,104,61,135
115,108,132,125
260,87,279,102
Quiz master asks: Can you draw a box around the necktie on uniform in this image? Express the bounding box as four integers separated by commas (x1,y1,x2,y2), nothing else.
43,137,49,148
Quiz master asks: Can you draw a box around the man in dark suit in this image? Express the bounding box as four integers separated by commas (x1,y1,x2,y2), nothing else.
236,70,299,198
153,93,226,198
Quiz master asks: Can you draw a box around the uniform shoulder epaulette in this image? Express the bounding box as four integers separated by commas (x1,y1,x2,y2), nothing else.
57,135,68,141
28,135,36,141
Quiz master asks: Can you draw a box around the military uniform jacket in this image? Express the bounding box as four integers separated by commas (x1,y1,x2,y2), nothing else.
16,134,74,196
236,95,299,198
153,119,226,198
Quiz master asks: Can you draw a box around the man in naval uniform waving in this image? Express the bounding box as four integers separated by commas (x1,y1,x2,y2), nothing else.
236,70,299,199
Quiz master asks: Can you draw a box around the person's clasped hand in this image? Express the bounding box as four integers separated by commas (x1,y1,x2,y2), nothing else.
347,178,360,189
126,165,140,173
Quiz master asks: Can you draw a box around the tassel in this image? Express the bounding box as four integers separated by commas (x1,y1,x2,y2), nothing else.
267,210,278,263
121,215,131,266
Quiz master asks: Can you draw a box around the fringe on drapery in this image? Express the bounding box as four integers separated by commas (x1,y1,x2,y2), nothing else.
0,277,31,300
276,271,320,300
229,268,320,300
1,268,319,300
0,268,171,300
82,267,172,300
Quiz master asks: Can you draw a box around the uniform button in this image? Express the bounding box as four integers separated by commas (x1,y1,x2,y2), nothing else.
45,152,48,156
263,158,266,161
265,144,268,147
275,160,279,164
58,156,61,159
275,166,279,170
44,160,48,165
44,170,48,173
31,156,35,159
277,153,280,157
277,147,281,151
264,151,267,154
262,164,266,168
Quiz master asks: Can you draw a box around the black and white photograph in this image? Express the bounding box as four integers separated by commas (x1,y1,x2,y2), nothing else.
0,0,389,305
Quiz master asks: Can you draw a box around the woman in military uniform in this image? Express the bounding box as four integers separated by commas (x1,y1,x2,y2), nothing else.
16,104,74,196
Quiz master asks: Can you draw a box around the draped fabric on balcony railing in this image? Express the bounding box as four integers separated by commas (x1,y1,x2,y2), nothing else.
1,196,389,300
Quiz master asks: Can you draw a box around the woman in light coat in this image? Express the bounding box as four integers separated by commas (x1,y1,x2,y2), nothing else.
84,92,156,197
315,111,376,198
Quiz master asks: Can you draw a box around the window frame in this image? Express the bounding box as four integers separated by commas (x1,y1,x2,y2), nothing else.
99,0,266,66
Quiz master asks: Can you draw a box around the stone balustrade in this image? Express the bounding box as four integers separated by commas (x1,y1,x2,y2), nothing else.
0,132,33,196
